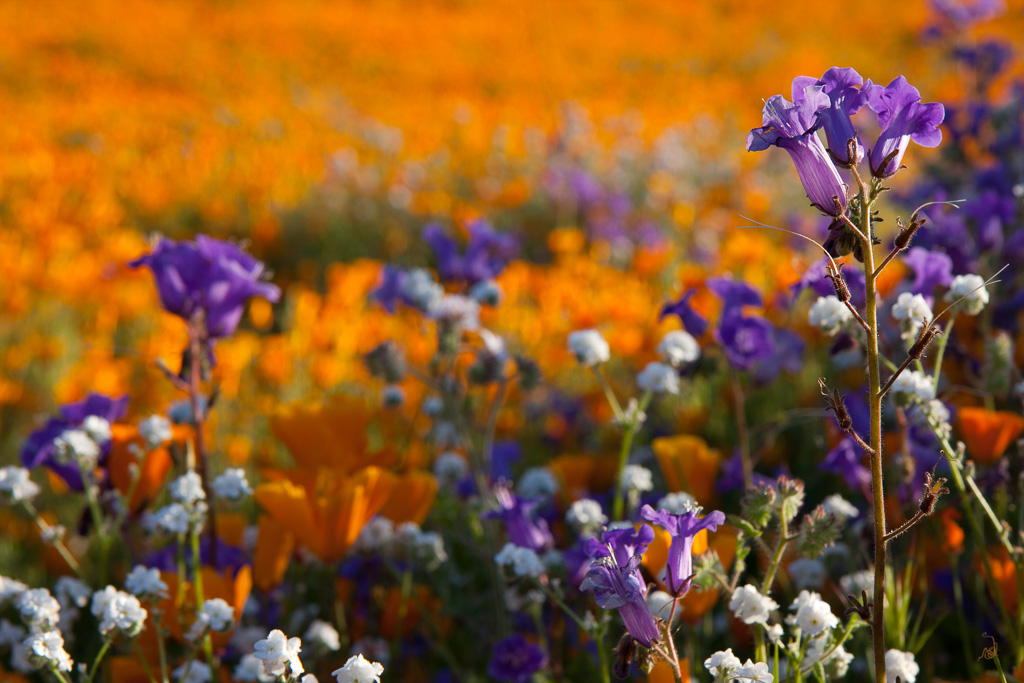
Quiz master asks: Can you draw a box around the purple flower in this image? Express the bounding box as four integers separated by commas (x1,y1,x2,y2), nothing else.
640,504,725,597
793,67,870,164
488,635,548,683
751,328,805,386
903,247,954,299
707,277,763,311
715,311,775,371
931,0,1005,26
790,258,865,306
484,484,553,551
583,524,655,567
371,266,407,313
866,76,945,178
822,438,871,494
423,220,517,284
21,393,129,490
659,289,709,337
580,554,660,647
747,84,848,215
129,235,280,338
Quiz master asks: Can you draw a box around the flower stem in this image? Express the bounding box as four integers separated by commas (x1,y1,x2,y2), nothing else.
85,637,113,683
731,375,754,490
611,392,651,522
187,322,218,567
133,639,159,683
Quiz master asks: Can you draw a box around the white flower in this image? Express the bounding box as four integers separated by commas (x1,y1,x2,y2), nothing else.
885,649,919,683
789,590,838,637
786,558,827,590
24,630,73,672
212,468,253,501
657,330,700,366
81,416,112,445
704,648,742,676
173,662,213,683
304,620,341,652
655,491,697,514
0,619,26,648
567,329,611,367
636,362,679,394
401,268,444,311
391,522,447,569
765,623,783,645
891,292,932,339
495,543,545,578
53,577,90,611
0,467,41,503
138,415,173,448
729,585,778,625
566,499,607,535
39,523,66,544
151,503,192,535
125,566,169,601
432,452,468,487
808,296,852,336
428,294,480,332
53,429,100,469
621,465,653,494
945,273,988,315
806,639,853,677
332,653,384,683
0,576,28,604
353,517,394,554
733,659,774,682
234,654,275,682
821,494,858,519
646,591,680,624
92,587,147,637
253,629,303,678
839,569,874,598
16,588,61,632
186,598,234,641
890,370,935,403
516,467,558,499
169,472,207,506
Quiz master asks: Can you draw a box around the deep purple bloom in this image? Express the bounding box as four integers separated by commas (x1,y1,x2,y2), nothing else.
583,524,655,567
640,504,725,597
747,84,848,215
423,220,517,284
931,0,1005,26
903,247,954,298
484,484,553,551
717,450,776,493
715,311,775,371
707,277,763,311
822,438,871,494
790,258,866,306
793,67,870,164
129,235,280,338
866,76,945,178
659,289,709,337
580,553,660,647
751,328,805,386
21,393,129,490
371,266,407,313
488,635,548,683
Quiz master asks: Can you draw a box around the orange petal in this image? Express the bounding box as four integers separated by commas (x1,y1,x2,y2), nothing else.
653,435,722,504
254,515,295,590
379,472,438,525
957,407,1024,465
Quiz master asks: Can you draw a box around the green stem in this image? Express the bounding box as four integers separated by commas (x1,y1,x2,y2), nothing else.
391,568,414,664
760,515,789,595
133,639,159,683
85,637,113,683
190,527,217,683
155,612,170,683
47,664,74,683
20,501,83,578
611,392,651,522
931,313,956,389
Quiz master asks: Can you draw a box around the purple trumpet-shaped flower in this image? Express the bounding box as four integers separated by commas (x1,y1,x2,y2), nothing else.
130,235,280,338
866,76,945,178
423,220,517,284
903,247,953,299
488,635,548,683
707,277,763,311
640,504,725,597
583,524,655,568
747,85,848,215
21,393,129,490
580,553,660,647
715,311,775,371
793,67,870,164
659,289,708,337
484,484,553,551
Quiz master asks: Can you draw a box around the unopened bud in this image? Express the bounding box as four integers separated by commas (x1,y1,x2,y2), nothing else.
364,341,406,383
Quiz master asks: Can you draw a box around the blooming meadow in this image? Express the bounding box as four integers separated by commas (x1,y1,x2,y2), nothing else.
3,1,1024,682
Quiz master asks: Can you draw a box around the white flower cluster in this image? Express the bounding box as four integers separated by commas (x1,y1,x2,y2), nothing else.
52,428,102,470
429,294,481,332
390,522,448,570
91,586,147,637
54,576,91,630
821,494,858,519
139,414,174,448
3,581,75,673
0,466,40,504
728,585,779,625
785,590,838,637
124,565,169,601
212,468,253,501
786,558,827,590
352,517,396,555
891,292,932,340
432,451,468,487
890,369,935,403
516,467,559,500
152,471,209,534
945,273,988,315
332,653,385,683
567,329,611,367
704,649,773,682
885,649,919,683
401,268,444,312
186,598,234,642
916,398,952,440
495,543,545,578
565,498,607,535
253,629,304,678
657,330,700,366
303,619,341,652
24,630,73,673
16,588,62,632
636,362,679,394
808,296,852,336
620,465,653,494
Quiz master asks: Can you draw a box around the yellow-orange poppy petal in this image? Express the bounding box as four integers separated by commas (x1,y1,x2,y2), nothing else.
379,472,438,525
254,515,295,591
653,435,722,504
253,479,319,552
957,407,1024,465
648,657,691,683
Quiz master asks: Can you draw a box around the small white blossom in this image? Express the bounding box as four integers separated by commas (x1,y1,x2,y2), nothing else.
391,522,447,569
787,558,827,590
212,468,253,501
332,653,384,683
124,566,169,601
567,329,611,367
655,491,697,514
646,591,680,624
432,452,468,487
821,494,858,519
24,630,73,672
657,330,700,366
495,543,545,578
39,523,66,544
234,654,275,682
566,499,607,535
353,517,394,554
92,587,147,637
17,589,61,632
253,629,304,678
733,659,774,682
81,416,112,445
839,569,874,598
186,598,234,641
890,370,935,403
636,362,679,394
169,472,207,506
885,649,919,683
789,590,838,636
0,467,41,503
53,429,100,469
516,467,558,500
0,576,29,604
138,415,173,448
891,292,932,340
173,662,212,683
151,503,192,535
428,294,480,332
729,585,778,625
401,268,444,311
53,578,89,612
304,620,341,652
620,465,653,494
765,623,783,645
704,648,742,676
806,639,853,677
945,273,988,315
808,296,852,336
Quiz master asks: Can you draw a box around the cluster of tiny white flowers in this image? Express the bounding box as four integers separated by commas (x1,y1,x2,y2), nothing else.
253,629,304,678
620,465,654,494
729,584,779,625
656,491,697,514
786,558,827,590
839,569,875,598
39,522,66,545
805,637,854,678
303,619,341,652
890,369,936,403
124,565,169,601
186,598,234,642
24,629,73,672
808,296,852,336
401,268,443,311
53,429,101,470
150,503,192,535
704,649,773,682
170,471,207,506
333,653,385,683
139,414,174,448
917,398,952,440
16,588,62,632
891,292,933,340
212,468,253,501
657,330,700,366
0,576,28,604
432,451,468,487
885,649,919,683
0,466,41,504
566,498,607,535
81,416,112,445
352,517,395,555
390,522,447,570
567,329,611,367
91,586,147,637
54,576,91,630
428,294,481,332
636,361,679,394
495,543,545,578
945,273,988,315
821,494,858,519
786,590,838,637
516,467,559,500
152,470,210,534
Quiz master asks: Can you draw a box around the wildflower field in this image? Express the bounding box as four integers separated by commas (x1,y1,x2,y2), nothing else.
4,0,1024,681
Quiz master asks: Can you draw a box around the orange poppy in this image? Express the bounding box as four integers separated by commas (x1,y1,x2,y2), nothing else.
648,657,691,683
548,454,619,503
652,435,722,504
956,408,1024,465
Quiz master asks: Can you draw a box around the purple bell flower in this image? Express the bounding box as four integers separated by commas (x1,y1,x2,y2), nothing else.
583,524,655,567
822,437,872,495
484,484,553,551
866,76,945,178
793,67,870,164
707,277,763,311
423,220,517,284
371,266,408,313
129,235,280,338
580,553,660,647
747,84,848,215
640,504,725,597
715,311,775,371
903,247,954,299
488,635,548,683
659,289,709,337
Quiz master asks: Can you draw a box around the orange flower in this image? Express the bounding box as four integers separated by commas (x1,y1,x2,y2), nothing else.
648,657,691,683
548,454,619,503
981,546,1019,616
106,423,189,511
956,407,1024,465
253,515,296,591
652,435,722,504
